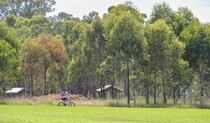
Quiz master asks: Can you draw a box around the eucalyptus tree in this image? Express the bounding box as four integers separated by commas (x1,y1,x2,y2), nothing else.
0,23,21,93
167,38,192,104
67,18,106,97
90,17,106,98
103,3,147,105
30,15,50,37
82,11,99,24
4,14,17,27
65,22,87,94
145,19,175,104
56,12,73,22
150,2,194,37
14,17,31,42
180,18,210,104
172,7,194,36
150,2,175,24
79,24,97,96
21,39,46,96
62,20,82,51
47,12,75,36
14,17,30,28
37,34,67,95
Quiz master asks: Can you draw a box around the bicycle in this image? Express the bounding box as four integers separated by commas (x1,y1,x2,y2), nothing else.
58,99,75,106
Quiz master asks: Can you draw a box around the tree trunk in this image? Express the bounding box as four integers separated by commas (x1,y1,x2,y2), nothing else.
126,58,130,106
30,73,33,96
154,71,157,105
124,78,127,96
189,84,193,105
44,65,47,95
200,59,205,105
146,84,149,104
163,79,167,104
100,75,103,98
200,86,204,105
183,89,186,104
84,76,89,97
161,71,167,104
173,84,176,104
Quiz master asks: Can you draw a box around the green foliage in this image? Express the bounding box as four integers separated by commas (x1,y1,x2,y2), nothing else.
0,22,21,88
145,19,172,73
83,11,99,24
172,7,194,36
0,40,16,71
14,17,30,28
30,15,50,27
150,2,175,24
5,14,17,27
0,23,20,50
180,18,210,69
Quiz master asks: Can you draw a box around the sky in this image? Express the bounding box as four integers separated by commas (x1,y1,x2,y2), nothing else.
49,0,210,23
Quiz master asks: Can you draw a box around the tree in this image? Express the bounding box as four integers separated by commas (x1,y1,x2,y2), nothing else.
180,18,210,104
103,3,147,105
167,38,191,104
5,14,17,27
38,34,67,94
172,7,194,36
14,17,30,28
13,16,31,42
21,39,45,96
0,23,21,92
150,2,175,24
57,12,73,22
30,15,50,37
83,11,99,24
145,19,173,104
0,40,16,72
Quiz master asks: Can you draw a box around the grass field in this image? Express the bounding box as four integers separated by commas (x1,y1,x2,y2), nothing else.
0,105,210,123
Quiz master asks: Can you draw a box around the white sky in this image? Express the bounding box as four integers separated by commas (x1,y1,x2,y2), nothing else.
50,0,210,23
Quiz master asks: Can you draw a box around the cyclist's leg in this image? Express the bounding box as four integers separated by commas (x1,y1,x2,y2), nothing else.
63,97,68,105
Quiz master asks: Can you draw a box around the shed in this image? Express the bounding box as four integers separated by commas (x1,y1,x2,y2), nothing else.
96,85,123,99
5,87,30,98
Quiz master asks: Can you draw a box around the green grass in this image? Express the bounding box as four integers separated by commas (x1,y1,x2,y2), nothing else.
0,105,210,123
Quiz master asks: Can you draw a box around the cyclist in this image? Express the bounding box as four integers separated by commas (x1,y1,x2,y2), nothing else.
61,88,68,104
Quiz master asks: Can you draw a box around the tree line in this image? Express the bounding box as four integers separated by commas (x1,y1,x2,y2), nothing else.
0,1,210,106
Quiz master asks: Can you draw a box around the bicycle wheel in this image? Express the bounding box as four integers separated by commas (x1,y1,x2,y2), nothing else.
58,102,64,106
68,102,75,106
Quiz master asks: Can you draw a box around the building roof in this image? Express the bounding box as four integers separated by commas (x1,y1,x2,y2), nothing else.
5,88,29,94
96,85,123,92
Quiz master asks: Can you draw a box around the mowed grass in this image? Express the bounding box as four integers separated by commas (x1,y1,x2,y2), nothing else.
0,105,210,123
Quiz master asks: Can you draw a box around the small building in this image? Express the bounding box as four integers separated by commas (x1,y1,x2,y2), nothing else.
5,87,30,98
96,85,123,99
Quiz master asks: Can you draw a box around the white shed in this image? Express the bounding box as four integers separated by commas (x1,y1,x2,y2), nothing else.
5,87,30,98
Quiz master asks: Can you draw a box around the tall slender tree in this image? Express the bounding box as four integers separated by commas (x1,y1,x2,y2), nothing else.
0,23,20,93
103,3,147,105
180,19,210,104
145,19,173,104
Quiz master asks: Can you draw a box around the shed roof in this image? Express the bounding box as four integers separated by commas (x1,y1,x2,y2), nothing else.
96,85,123,92
5,88,29,94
